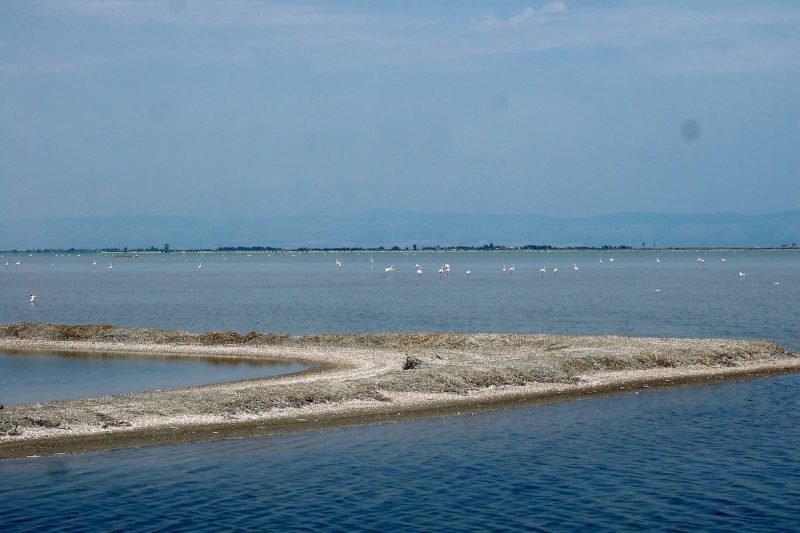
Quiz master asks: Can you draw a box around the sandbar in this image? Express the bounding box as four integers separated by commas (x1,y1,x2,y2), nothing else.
1,323,798,459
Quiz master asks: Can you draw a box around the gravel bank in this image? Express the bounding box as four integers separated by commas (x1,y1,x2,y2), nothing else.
1,323,798,458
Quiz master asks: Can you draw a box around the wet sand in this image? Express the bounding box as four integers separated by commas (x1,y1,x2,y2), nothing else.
1,323,798,459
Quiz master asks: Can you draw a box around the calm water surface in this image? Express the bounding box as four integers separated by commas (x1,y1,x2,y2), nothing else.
1,374,798,531
0,250,798,529
1,250,798,349
0,351,307,405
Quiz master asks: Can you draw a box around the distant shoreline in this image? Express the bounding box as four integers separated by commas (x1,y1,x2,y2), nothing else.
1,324,798,459
3,246,799,254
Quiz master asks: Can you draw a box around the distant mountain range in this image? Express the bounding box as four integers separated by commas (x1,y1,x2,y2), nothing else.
3,211,799,250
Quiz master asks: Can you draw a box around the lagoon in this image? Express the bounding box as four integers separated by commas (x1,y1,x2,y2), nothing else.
0,351,306,406
0,250,798,530
2,250,798,349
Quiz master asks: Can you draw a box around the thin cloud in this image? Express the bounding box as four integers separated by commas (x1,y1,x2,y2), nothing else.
662,42,800,74
12,0,800,74
0,55,109,77
474,2,568,31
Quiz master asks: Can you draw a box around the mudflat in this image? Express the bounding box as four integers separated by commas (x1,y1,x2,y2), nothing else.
1,323,798,459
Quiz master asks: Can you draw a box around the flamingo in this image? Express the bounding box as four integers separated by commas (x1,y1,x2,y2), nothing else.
335,259,342,269
92,260,97,271
29,294,38,303
15,260,21,270
4,262,8,270
572,263,579,273
553,267,558,278
599,258,603,264
697,257,705,264
108,263,113,271
655,289,662,293
501,265,507,277
383,265,394,278
444,263,451,277
438,267,445,279
198,263,203,270
507,265,515,276
370,256,374,269
416,266,423,278
466,269,471,280
656,257,661,264
738,271,746,277
609,257,614,264
539,267,546,278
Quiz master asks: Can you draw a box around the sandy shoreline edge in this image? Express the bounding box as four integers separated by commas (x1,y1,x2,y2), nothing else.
1,323,798,459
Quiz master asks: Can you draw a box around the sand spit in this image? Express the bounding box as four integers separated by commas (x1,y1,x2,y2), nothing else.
1,323,798,459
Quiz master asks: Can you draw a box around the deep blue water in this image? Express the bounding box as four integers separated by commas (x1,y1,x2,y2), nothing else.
0,250,798,530
1,374,798,531
0,351,306,405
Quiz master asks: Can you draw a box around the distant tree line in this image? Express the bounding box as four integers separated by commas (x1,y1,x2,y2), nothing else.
7,243,782,254
216,246,281,252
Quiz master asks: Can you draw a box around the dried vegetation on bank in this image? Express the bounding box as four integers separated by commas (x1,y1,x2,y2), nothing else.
0,323,795,441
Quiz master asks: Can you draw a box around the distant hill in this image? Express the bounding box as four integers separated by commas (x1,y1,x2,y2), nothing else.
3,211,799,250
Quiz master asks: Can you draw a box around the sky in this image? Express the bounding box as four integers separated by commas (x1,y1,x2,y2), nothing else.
1,0,799,223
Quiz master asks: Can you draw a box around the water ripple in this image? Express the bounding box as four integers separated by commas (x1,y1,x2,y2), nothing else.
2,375,799,530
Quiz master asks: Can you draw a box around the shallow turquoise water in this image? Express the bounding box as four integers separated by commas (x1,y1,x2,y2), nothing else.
0,351,307,405
1,374,798,531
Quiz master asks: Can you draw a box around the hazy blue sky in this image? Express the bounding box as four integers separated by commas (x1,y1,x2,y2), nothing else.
1,0,799,222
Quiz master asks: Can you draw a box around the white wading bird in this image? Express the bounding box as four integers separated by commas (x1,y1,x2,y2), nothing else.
465,269,471,279
108,263,113,271
15,260,21,270
655,289,662,293
92,260,97,270
198,263,203,270
721,258,727,263
697,257,705,264
335,259,342,269
573,263,579,273
29,294,38,303
416,266,423,278
383,265,394,277
609,257,614,264
539,267,546,278
738,271,746,277
438,267,445,279
502,265,507,277
656,257,661,264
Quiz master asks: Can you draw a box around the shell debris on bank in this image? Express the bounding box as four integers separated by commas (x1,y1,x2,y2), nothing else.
1,323,798,458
